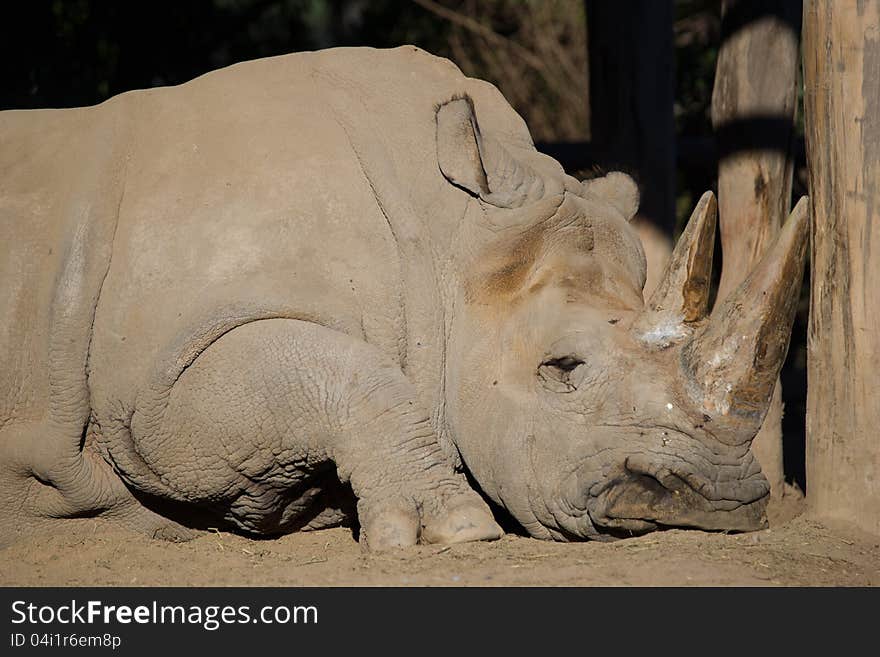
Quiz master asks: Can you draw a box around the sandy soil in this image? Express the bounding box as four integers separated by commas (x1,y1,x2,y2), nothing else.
2,496,878,587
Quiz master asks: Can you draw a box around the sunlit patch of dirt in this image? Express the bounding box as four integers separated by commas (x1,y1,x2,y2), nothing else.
2,497,877,586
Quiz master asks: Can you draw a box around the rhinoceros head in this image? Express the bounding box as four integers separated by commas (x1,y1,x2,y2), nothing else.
438,97,808,540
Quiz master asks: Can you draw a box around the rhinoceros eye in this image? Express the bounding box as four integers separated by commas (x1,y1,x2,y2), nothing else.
537,356,586,393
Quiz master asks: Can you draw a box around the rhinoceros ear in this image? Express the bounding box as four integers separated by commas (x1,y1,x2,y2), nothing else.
436,96,543,208
581,172,640,222
436,97,490,197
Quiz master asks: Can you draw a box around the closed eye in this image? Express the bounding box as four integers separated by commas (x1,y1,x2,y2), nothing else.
538,356,586,393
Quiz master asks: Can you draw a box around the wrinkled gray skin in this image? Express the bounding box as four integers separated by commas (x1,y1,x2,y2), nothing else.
0,47,806,548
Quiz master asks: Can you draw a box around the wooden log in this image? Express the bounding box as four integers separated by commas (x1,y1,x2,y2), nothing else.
710,0,801,499
803,0,880,535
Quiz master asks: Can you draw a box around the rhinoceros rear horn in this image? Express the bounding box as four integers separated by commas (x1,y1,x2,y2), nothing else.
681,196,810,443
631,191,716,350
436,97,542,208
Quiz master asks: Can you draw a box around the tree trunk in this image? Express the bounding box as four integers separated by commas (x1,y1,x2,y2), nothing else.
710,0,801,499
803,0,880,535
586,0,675,297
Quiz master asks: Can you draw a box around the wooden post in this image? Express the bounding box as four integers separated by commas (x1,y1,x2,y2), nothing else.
803,0,880,535
586,0,675,297
710,0,801,499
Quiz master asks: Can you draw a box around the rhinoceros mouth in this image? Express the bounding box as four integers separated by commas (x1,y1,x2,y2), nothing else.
585,456,769,536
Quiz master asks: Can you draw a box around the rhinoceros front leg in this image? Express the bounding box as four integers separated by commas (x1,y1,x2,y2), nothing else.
123,318,501,550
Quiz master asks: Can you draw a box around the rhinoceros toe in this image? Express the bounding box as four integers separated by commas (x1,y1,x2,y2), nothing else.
420,495,503,546
359,502,421,551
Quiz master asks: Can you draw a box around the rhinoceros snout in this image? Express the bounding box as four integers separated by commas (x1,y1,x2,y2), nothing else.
590,455,769,536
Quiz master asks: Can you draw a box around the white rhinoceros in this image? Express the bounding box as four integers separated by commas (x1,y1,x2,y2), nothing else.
0,47,808,548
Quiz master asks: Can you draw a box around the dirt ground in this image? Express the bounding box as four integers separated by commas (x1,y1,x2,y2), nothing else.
2,494,878,587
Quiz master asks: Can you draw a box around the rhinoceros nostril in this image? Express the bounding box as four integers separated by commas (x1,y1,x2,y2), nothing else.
627,473,668,498
623,454,768,504
623,456,684,491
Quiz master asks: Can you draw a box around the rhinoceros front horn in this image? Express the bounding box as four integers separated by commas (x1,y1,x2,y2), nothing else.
681,196,810,443
436,96,543,208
